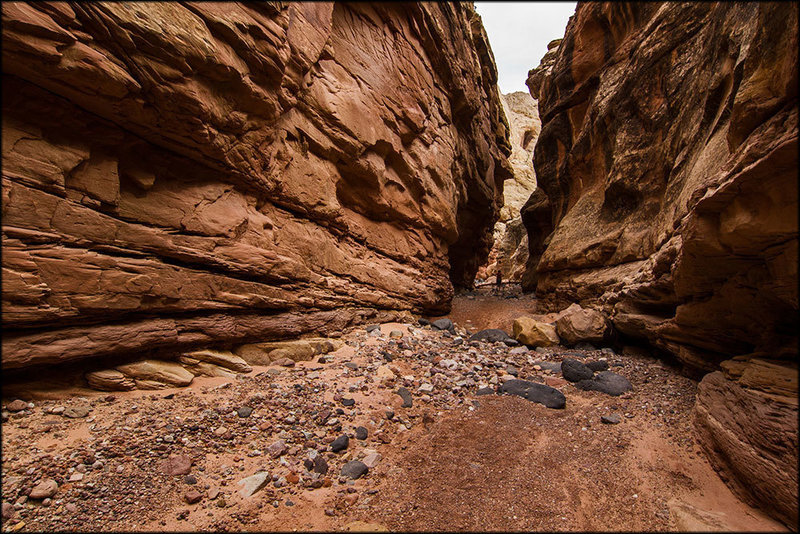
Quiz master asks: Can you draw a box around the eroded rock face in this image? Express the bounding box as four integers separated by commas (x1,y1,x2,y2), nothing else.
1,2,511,370
525,3,798,525
479,92,540,282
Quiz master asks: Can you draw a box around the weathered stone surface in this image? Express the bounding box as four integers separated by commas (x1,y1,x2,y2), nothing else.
1,2,511,369
499,379,566,409
114,360,194,387
693,361,798,527
233,338,340,365
178,357,238,379
524,1,797,373
554,304,610,346
512,317,559,347
574,371,632,397
467,329,517,346
182,350,251,373
524,4,797,524
84,369,136,391
479,92,540,282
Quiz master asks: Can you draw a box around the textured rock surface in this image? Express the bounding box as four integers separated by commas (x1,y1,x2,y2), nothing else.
693,360,798,527
479,92,540,282
525,3,798,525
1,2,511,370
511,317,559,347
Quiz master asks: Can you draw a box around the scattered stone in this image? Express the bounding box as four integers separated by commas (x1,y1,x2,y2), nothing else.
601,414,621,424
587,360,609,372
365,325,380,333
430,318,455,333
29,479,58,500
396,387,413,408
555,304,610,346
184,489,203,504
355,426,368,440
161,455,192,476
312,455,329,475
237,406,253,418
389,330,403,338
499,379,566,409
2,502,14,520
184,474,198,485
468,329,518,346
340,461,368,480
6,400,28,413
362,452,382,469
418,383,434,393
237,472,270,498
272,357,295,367
512,317,560,347
476,387,495,396
533,361,562,372
561,358,594,382
267,440,288,458
68,473,84,482
340,398,355,407
331,435,349,453
575,371,633,396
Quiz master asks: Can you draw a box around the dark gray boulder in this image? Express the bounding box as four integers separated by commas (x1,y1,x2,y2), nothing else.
586,360,609,372
431,318,455,333
575,371,633,396
561,358,594,382
468,329,518,346
499,379,566,409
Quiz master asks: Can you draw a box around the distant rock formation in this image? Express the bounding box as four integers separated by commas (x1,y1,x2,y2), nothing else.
1,2,512,370
478,91,540,282
525,2,797,526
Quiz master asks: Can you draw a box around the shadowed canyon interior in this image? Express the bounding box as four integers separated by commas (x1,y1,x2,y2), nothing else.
1,1,797,530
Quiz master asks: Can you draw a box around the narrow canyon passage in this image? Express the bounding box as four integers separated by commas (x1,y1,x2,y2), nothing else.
2,1,797,532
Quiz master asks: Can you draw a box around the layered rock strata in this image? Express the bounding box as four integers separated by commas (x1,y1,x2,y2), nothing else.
1,2,511,370
478,92,540,282
525,2,798,525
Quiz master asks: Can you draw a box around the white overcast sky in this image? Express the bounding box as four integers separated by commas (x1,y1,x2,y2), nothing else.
474,2,577,95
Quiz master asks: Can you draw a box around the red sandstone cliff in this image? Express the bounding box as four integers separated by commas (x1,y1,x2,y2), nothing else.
525,2,797,525
1,2,512,370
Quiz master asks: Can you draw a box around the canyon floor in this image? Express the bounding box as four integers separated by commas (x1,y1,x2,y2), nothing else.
0,288,787,532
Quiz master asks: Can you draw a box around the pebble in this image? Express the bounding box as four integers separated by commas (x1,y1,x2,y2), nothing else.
237,406,253,418
237,472,270,498
602,414,621,424
355,426,368,440
267,440,287,458
396,387,413,408
161,455,192,476
63,404,91,418
29,479,58,500
340,398,355,407
184,490,203,504
362,452,382,468
389,330,403,338
5,400,28,413
340,461,369,480
331,435,349,453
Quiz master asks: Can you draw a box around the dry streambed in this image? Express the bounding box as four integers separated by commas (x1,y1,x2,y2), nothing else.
1,320,785,532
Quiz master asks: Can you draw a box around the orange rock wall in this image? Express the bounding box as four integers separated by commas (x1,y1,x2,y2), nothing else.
1,2,512,369
526,2,798,525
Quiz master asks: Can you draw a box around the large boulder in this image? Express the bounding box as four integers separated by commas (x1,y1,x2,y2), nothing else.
560,358,594,383
0,2,512,370
499,379,566,409
512,317,559,347
114,359,194,388
574,371,632,397
554,304,610,346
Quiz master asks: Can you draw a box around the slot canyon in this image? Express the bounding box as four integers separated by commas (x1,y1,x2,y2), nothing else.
1,2,797,532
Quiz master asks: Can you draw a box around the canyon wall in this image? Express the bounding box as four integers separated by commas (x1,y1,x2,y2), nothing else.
525,2,797,525
479,91,539,282
1,1,512,370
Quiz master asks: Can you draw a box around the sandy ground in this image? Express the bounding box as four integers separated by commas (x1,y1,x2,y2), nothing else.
0,294,788,532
